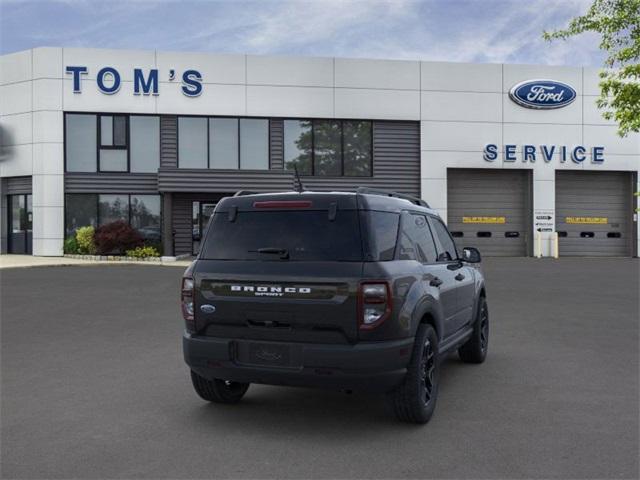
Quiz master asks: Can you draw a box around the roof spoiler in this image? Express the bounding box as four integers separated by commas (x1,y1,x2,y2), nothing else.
356,187,430,208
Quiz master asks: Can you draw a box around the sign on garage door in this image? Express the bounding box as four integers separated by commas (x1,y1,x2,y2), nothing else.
447,169,531,257
556,171,633,256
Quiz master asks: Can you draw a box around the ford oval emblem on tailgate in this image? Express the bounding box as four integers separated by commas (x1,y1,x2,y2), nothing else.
200,304,216,314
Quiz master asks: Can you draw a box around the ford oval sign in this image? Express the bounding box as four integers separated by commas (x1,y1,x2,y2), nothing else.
509,79,577,109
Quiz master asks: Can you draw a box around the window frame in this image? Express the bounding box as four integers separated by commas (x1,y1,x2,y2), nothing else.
283,118,373,177
396,211,440,264
427,215,460,263
64,112,161,174
177,115,271,170
98,114,129,173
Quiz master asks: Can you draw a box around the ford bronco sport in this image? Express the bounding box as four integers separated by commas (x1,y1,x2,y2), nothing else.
182,188,488,423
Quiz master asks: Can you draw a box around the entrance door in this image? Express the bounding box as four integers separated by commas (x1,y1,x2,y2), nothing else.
8,194,32,254
191,202,217,255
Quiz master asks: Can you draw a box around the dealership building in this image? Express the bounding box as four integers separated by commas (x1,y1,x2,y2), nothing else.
0,47,638,258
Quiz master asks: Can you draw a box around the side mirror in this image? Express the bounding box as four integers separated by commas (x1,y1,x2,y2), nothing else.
462,247,481,263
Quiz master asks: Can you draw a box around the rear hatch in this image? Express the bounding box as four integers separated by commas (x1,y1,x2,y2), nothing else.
192,194,364,344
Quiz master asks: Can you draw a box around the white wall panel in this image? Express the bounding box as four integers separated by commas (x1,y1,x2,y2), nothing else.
157,51,245,85
33,143,64,175
335,88,419,120
504,93,582,124
421,61,501,92
32,174,63,207
503,64,583,94
583,67,602,96
32,205,64,239
421,121,501,152
247,55,333,87
584,125,640,156
0,50,32,85
421,91,501,122
63,48,156,81
420,178,447,209
33,47,63,80
33,236,64,256
583,95,616,125
63,79,157,113
335,58,419,90
158,82,245,116
33,111,64,144
0,145,32,176
33,79,63,111
247,86,332,118
503,123,582,151
0,113,32,146
0,82,32,115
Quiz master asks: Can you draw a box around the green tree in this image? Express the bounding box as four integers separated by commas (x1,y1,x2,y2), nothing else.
543,0,640,136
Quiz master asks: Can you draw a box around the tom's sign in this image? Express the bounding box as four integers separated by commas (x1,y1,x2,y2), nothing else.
509,79,576,109
65,66,203,97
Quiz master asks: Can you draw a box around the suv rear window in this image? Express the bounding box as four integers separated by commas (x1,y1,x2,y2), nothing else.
201,210,363,261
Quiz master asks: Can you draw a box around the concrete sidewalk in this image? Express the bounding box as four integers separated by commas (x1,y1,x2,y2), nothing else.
0,254,192,269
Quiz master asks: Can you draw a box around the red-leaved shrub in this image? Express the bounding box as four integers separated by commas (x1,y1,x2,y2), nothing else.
94,220,143,255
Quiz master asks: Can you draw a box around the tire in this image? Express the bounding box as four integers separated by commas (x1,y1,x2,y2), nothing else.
458,296,489,364
387,324,440,424
190,370,250,404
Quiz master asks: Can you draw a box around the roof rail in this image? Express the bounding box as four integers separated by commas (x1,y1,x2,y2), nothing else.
233,190,259,197
356,187,430,208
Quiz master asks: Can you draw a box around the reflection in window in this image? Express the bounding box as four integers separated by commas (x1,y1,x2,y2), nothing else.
210,118,239,169
65,194,97,236
178,117,208,168
130,116,160,173
240,119,269,170
98,195,129,226
343,121,371,176
66,114,97,172
131,195,161,245
313,120,342,176
284,120,312,175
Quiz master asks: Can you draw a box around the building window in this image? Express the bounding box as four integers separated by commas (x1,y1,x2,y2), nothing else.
240,118,269,170
65,193,162,246
130,116,160,173
283,120,312,175
178,116,269,170
65,113,159,173
99,115,128,172
284,119,372,177
209,118,238,169
65,114,97,172
178,117,208,168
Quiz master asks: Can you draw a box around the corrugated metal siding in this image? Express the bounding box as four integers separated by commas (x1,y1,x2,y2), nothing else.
160,115,178,169
5,176,32,195
65,173,158,193
158,121,420,196
556,171,633,257
447,169,531,257
270,119,284,169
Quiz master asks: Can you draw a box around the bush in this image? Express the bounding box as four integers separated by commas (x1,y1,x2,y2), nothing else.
94,221,143,255
64,236,79,254
125,245,160,258
76,226,96,254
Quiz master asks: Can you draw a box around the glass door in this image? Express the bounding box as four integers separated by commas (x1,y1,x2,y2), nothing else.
191,201,217,255
8,194,32,254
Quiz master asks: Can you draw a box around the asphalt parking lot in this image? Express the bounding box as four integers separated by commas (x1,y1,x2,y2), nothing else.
1,258,638,479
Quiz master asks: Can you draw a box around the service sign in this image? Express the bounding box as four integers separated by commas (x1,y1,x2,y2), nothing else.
534,210,554,232
509,79,577,109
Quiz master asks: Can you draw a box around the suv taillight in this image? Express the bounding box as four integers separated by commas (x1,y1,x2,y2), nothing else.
181,277,195,331
358,282,392,330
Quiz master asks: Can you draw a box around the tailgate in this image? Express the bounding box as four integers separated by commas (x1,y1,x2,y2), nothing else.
193,260,363,344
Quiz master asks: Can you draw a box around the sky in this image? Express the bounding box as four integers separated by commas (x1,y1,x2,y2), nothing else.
0,0,604,66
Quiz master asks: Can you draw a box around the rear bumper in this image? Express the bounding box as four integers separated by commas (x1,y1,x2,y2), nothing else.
183,333,413,393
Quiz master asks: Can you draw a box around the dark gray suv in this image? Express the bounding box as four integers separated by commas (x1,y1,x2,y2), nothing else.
182,188,488,423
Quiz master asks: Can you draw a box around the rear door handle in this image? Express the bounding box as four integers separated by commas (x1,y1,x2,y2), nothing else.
429,277,443,287
455,273,465,281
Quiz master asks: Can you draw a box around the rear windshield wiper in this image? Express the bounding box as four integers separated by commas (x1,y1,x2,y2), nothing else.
249,247,290,260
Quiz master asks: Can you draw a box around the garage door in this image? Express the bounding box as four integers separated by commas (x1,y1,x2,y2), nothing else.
556,171,634,256
447,169,531,257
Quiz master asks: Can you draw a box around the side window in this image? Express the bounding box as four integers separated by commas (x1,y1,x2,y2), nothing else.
397,213,438,263
428,217,458,262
